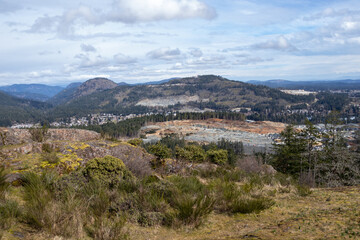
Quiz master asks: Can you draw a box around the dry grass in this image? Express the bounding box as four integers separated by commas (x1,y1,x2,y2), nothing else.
128,186,360,240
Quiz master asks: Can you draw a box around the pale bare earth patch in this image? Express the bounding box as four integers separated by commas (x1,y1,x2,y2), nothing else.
141,119,286,152
280,90,316,95
136,95,200,107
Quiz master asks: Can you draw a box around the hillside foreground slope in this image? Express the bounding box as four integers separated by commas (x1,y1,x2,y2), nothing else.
0,128,359,240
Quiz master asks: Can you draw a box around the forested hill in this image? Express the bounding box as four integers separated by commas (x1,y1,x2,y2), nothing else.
48,78,118,106
48,75,315,119
248,79,360,91
0,91,49,126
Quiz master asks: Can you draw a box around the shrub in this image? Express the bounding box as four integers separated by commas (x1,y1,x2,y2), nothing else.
82,180,128,239
29,125,48,142
42,143,53,153
171,193,214,228
21,171,57,229
176,145,206,162
147,143,172,168
87,214,128,240
209,178,274,214
41,152,60,164
123,158,152,179
230,197,274,214
83,156,135,187
0,200,21,229
296,184,312,197
148,143,172,160
237,156,262,173
206,149,228,165
175,146,192,161
128,138,143,146
45,189,85,238
168,176,206,196
0,167,9,200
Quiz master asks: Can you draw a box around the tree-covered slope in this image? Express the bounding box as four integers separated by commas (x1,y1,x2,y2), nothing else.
49,75,315,119
0,91,50,126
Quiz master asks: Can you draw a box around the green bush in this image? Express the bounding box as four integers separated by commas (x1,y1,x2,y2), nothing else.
230,197,274,214
209,178,274,214
83,156,135,187
42,143,53,153
0,200,21,229
176,145,206,162
296,184,312,197
168,176,206,196
171,193,214,228
21,171,57,229
206,149,228,165
128,138,143,146
148,143,172,160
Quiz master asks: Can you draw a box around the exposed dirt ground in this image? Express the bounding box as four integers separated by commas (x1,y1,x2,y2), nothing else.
146,119,287,136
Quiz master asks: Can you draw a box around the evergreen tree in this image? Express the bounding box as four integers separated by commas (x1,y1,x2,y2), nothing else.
271,125,306,176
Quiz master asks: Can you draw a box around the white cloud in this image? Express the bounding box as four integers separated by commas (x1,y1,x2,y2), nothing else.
28,70,56,78
75,54,107,69
109,0,216,23
28,0,216,38
304,8,360,21
189,48,203,57
113,53,137,64
233,55,273,65
81,43,96,52
147,48,182,61
0,0,20,13
252,36,298,52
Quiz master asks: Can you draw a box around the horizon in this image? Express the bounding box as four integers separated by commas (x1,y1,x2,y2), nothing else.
1,75,360,88
1,0,360,85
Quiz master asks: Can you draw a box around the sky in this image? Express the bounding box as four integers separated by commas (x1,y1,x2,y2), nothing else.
1,0,360,86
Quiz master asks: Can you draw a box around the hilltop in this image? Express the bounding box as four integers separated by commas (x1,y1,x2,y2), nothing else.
49,78,118,106
49,75,314,119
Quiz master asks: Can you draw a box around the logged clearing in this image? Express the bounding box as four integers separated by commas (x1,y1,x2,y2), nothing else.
141,119,286,151
129,186,360,240
145,119,286,135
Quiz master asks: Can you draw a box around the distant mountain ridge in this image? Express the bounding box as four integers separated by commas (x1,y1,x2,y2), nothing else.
48,75,314,119
0,84,64,101
248,79,360,90
1,75,354,126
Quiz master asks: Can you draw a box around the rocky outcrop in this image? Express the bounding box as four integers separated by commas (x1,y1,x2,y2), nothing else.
0,128,100,146
0,128,31,146
46,129,100,142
